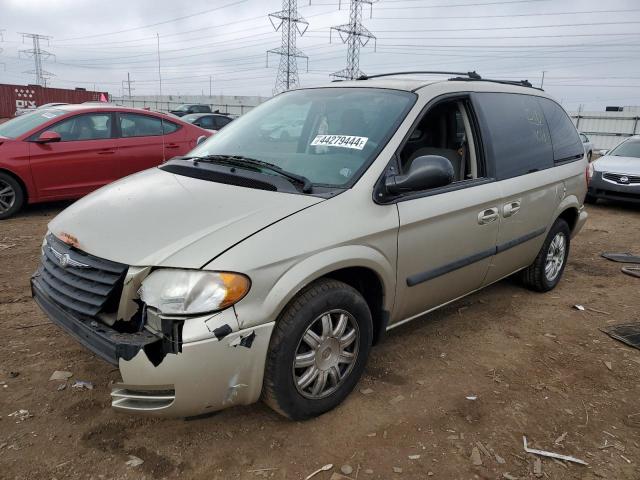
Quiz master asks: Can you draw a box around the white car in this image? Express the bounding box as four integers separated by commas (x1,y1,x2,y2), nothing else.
15,102,69,117
580,133,594,161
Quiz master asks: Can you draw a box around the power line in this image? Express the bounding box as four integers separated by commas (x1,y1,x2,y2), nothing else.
331,0,378,80
56,0,248,41
372,7,640,20
18,32,54,86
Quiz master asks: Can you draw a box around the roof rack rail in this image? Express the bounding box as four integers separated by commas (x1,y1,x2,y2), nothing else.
356,70,541,90
449,76,541,90
357,71,481,81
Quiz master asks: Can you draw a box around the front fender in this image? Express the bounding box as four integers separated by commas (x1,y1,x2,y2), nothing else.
231,245,396,330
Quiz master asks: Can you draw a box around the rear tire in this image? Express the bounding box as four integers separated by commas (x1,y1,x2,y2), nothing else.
522,218,570,292
0,172,25,220
262,279,373,420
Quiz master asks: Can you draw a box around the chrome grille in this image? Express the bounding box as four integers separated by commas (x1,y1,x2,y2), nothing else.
603,172,640,185
37,235,127,317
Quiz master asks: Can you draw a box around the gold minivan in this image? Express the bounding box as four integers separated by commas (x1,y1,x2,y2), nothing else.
32,72,588,420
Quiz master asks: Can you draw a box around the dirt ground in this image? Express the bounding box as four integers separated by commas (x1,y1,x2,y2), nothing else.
1,200,639,480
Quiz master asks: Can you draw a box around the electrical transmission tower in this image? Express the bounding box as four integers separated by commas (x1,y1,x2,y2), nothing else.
266,0,309,95
19,32,55,87
330,0,378,80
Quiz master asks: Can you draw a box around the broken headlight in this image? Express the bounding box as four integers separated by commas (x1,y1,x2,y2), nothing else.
139,270,250,315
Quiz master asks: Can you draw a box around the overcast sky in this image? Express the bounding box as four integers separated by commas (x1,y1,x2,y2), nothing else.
1,0,639,110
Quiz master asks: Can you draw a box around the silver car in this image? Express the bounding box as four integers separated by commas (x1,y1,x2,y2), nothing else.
580,133,594,161
31,73,588,420
587,136,640,204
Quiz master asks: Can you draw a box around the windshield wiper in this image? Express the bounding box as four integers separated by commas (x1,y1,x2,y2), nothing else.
185,154,313,193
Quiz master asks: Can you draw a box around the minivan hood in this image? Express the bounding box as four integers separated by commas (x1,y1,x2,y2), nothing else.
48,168,324,268
594,155,640,175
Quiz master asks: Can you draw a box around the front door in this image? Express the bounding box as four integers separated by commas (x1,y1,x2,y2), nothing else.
391,96,500,324
28,112,118,199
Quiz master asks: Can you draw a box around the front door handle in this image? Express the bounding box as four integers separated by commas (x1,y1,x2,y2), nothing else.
478,207,499,225
503,200,521,217
97,149,116,155
165,143,180,149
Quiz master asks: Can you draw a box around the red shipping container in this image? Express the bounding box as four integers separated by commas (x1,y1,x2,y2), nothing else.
0,83,109,119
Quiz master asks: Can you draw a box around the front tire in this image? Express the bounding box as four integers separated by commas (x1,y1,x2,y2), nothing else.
522,219,570,292
262,279,373,420
0,172,25,220
587,151,592,162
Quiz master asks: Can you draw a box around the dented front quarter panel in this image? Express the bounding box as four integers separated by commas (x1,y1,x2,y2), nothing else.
113,306,274,417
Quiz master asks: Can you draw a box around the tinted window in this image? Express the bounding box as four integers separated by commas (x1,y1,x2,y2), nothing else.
474,92,553,179
120,113,163,137
538,98,584,162
215,116,232,128
198,116,216,129
48,113,113,141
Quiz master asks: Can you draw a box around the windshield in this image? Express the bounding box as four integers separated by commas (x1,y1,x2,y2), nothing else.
188,88,415,187
0,108,66,139
609,139,640,158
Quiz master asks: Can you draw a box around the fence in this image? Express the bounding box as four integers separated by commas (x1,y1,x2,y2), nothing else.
569,110,640,151
111,95,267,117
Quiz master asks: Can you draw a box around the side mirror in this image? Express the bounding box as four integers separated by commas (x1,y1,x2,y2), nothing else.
36,131,62,143
385,155,454,194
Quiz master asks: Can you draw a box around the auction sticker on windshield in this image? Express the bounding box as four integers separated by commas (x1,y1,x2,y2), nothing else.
311,134,368,150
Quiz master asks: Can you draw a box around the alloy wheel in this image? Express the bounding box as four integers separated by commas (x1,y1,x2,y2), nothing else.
293,309,360,399
545,232,566,282
0,179,16,214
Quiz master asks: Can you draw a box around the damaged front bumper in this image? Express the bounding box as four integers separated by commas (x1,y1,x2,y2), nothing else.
32,277,274,417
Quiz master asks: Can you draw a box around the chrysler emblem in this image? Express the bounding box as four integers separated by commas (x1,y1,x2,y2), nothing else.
59,253,71,268
619,176,629,184
49,246,90,269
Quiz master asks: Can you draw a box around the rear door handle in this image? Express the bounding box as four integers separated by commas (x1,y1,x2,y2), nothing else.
478,207,499,225
165,143,180,149
97,149,116,155
503,200,521,217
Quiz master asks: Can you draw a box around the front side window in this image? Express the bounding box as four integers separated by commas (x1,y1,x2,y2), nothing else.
0,108,66,139
399,98,483,184
473,92,553,180
538,98,584,162
609,138,640,158
189,88,416,187
46,113,113,141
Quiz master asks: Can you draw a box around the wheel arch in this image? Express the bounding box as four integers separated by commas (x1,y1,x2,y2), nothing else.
257,246,395,346
0,168,29,203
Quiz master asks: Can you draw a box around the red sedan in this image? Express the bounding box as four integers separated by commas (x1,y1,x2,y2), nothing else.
0,104,211,219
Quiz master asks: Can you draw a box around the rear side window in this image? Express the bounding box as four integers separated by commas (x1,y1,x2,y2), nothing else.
473,92,553,180
538,98,584,162
215,116,232,128
162,120,179,134
198,116,216,129
119,113,179,137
